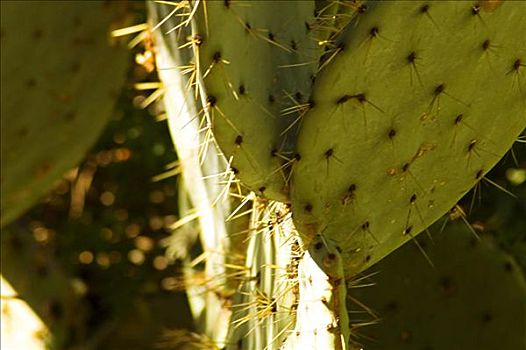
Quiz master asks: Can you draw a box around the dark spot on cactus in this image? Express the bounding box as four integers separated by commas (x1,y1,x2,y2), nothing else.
402,163,410,172
468,139,477,152
35,161,52,179
310,74,316,84
305,21,311,31
268,94,275,103
291,40,297,50
336,245,342,253
237,339,242,349
270,149,278,157
35,263,48,277
365,255,371,262
454,114,463,124
407,51,417,63
385,301,398,312
337,95,351,104
224,0,230,8
420,4,430,13
71,62,81,73
439,276,456,295
33,28,43,39
476,169,484,179
294,92,303,103
513,58,524,71
337,93,366,105
481,311,493,324
331,277,342,287
361,221,370,230
231,166,239,175
244,22,251,31
327,253,336,261
370,26,379,38
193,34,203,46
472,5,481,15
72,15,82,27
308,99,315,109
357,4,367,13
400,330,412,343
268,32,275,41
403,225,413,235
388,129,396,139
325,148,334,158
25,78,36,88
207,95,217,107
48,300,64,320
238,84,245,95
212,51,221,63
294,153,301,161
355,93,366,103
410,194,417,203
258,186,266,193
434,83,445,95
504,261,513,272
305,203,313,213
314,241,323,250
337,42,345,51
63,112,75,121
348,184,357,193
482,39,491,51
235,135,243,146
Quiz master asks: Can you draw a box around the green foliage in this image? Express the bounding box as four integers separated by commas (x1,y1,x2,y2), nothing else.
0,1,130,227
350,221,526,350
290,1,526,273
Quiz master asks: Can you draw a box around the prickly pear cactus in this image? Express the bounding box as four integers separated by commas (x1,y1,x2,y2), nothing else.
192,0,321,201
350,222,526,350
0,1,130,227
291,1,526,273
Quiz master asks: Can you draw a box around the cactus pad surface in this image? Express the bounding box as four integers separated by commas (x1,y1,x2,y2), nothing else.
350,222,526,350
1,1,129,226
291,0,526,273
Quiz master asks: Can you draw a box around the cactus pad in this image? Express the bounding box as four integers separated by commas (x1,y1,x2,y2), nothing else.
193,1,320,201
0,1,129,226
291,1,526,273
350,222,526,350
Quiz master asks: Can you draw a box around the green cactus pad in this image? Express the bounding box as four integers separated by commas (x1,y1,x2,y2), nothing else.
350,222,526,350
290,1,526,272
0,1,129,227
193,1,320,201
